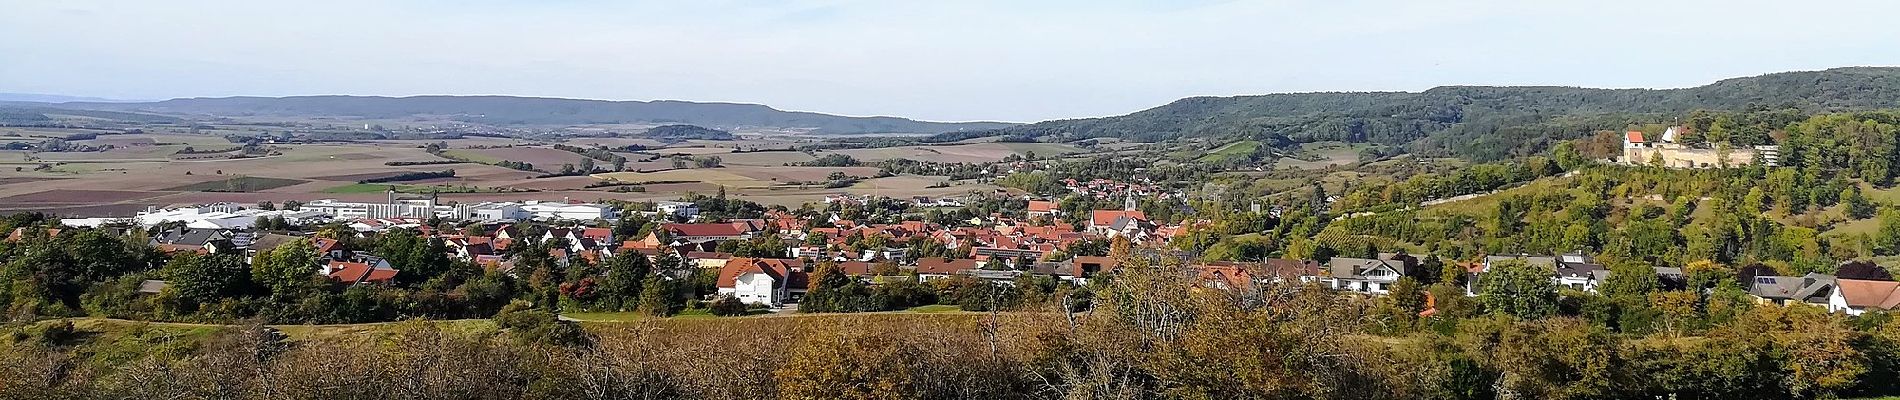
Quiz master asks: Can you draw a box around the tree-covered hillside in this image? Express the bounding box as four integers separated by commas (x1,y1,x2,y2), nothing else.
640,124,735,141
959,67,1900,160
39,95,1016,134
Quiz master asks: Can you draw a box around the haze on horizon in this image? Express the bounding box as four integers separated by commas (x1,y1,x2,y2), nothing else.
3,0,1898,123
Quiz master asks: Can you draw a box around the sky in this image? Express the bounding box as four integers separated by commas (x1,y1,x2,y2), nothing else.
3,0,1899,123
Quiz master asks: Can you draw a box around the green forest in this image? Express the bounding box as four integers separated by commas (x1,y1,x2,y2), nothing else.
956,67,1900,161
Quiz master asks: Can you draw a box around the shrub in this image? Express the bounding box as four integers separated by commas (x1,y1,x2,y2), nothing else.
709,296,748,317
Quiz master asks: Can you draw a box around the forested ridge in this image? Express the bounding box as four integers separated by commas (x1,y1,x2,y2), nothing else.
957,67,1900,160
31,95,1017,134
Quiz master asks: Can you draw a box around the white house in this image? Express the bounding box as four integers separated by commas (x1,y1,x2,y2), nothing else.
714,258,806,305
1831,278,1900,316
1326,256,1407,294
655,201,700,220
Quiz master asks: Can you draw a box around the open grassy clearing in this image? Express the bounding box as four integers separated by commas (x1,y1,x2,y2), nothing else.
1197,140,1261,163
1277,141,1369,170
903,304,966,313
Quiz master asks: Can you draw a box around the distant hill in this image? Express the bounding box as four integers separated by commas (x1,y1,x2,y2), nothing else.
641,124,735,141
0,105,183,125
40,95,1016,135
0,93,142,103
948,67,1900,160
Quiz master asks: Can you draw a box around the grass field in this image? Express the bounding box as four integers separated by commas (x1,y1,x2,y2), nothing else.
164,176,309,192
902,304,965,313
1278,141,1368,170
1198,140,1262,163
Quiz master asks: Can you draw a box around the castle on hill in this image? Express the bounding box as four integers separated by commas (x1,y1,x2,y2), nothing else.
1620,126,1779,168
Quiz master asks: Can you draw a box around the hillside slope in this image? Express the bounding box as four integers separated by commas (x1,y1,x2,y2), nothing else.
963,67,1900,160
39,95,1017,135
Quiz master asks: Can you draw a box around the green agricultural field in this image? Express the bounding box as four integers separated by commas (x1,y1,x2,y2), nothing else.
1278,141,1370,170
1197,140,1262,163
165,176,309,192
900,304,966,314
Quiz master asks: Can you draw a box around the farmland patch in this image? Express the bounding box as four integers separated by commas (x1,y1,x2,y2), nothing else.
165,177,311,192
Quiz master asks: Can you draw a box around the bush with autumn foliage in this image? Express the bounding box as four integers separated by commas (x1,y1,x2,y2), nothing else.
6,263,1900,399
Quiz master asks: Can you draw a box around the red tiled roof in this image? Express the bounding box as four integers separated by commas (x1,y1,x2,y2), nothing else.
1028,200,1056,213
716,258,806,289
1838,279,1900,309
664,223,748,237
157,243,208,254
5,227,60,242
1194,263,1257,289
581,227,612,240
328,261,398,285
1262,258,1323,279
916,258,979,275
836,261,874,276
683,251,732,260
1091,210,1148,227
1072,256,1121,275
1625,131,1645,144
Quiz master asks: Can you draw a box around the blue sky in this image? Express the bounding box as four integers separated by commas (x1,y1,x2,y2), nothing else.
3,0,1898,122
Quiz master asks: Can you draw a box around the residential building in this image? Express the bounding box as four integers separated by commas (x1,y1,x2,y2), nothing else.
1327,256,1409,294
655,201,700,219
520,201,616,221
915,258,979,282
1830,278,1900,316
1026,200,1059,218
1749,273,1836,307
715,258,807,305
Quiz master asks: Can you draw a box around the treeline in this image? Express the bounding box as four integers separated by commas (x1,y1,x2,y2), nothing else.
430,146,541,172
551,143,628,171
383,160,465,166
358,170,455,184
0,217,722,325
640,124,734,141
174,146,242,155
794,153,859,167
0,225,511,324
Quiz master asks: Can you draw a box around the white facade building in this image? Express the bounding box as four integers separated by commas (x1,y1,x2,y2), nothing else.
65,204,329,229
655,201,700,219
520,201,615,221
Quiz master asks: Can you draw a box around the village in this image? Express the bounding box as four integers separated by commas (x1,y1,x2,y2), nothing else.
22,179,1900,318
